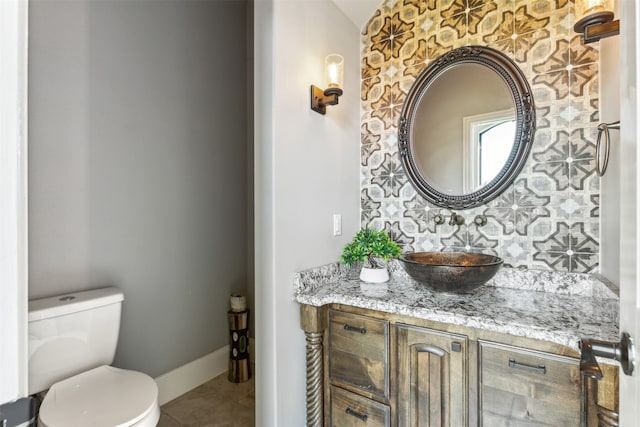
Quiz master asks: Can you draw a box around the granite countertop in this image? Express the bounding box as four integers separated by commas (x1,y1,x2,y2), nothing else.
293,261,619,356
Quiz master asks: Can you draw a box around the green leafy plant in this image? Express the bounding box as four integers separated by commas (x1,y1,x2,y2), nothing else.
340,228,402,268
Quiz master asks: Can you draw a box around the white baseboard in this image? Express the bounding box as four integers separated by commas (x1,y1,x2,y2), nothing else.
154,337,255,406
154,345,229,406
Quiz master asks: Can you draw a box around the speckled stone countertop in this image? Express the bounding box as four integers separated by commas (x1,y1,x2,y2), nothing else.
293,261,619,355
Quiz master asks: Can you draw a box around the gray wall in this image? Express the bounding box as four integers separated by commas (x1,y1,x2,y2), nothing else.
29,0,248,377
254,0,362,422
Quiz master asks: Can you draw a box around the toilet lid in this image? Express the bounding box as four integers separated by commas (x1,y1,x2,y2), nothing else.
39,365,158,427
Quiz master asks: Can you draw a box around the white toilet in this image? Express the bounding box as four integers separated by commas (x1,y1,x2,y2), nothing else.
28,287,160,427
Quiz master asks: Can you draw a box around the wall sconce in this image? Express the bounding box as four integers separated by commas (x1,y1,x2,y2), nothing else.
574,0,619,43
310,54,343,115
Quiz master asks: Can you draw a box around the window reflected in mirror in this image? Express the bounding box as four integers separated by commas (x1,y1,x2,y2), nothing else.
463,110,515,193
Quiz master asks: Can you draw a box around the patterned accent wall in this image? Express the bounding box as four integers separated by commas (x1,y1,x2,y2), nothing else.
361,0,600,273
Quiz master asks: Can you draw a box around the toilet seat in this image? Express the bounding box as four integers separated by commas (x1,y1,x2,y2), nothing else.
38,365,160,427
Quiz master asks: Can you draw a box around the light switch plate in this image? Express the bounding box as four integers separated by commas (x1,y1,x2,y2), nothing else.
333,214,342,236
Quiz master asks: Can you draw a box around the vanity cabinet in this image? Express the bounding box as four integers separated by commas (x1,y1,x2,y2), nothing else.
299,304,618,427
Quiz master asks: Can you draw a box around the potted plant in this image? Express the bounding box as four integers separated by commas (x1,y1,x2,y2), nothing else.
340,228,402,283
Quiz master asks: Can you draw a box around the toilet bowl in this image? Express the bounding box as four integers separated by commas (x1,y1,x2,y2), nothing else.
28,287,160,427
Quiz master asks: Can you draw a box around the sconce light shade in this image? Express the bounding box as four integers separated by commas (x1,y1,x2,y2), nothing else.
311,54,344,115
574,0,619,43
324,54,344,89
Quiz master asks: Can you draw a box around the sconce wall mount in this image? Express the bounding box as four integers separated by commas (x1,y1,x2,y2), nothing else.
310,85,343,115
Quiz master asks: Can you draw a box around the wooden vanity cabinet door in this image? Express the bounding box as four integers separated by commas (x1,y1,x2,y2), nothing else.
396,324,468,427
479,340,582,427
328,310,390,401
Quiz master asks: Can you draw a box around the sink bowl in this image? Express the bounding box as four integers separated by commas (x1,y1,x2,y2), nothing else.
399,252,503,292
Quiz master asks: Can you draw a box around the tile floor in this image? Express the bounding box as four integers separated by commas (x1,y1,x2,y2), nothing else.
158,370,255,427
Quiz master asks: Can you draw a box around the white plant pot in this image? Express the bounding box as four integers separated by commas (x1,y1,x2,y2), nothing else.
359,266,390,283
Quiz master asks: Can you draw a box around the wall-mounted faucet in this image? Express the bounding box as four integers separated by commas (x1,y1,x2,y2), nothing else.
579,332,635,380
449,212,465,226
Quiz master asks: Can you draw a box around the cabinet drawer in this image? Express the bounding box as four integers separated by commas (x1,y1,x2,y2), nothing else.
328,310,389,400
330,386,390,427
479,340,582,427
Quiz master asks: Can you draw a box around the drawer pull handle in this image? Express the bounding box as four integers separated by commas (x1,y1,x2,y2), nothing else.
344,324,367,334
509,358,546,374
346,406,368,421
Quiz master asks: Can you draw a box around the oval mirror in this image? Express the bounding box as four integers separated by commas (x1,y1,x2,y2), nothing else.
398,46,535,209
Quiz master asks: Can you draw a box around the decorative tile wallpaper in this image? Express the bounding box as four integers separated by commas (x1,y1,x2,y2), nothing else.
361,0,600,273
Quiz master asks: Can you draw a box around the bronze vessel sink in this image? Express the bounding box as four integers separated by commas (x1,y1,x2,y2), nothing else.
399,252,503,292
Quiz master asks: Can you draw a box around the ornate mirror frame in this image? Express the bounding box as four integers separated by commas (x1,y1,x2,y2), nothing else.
398,45,536,209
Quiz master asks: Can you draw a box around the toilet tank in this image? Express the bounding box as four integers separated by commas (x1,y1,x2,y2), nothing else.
28,287,124,394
